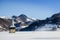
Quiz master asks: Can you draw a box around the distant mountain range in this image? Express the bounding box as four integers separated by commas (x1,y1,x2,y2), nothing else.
0,13,60,31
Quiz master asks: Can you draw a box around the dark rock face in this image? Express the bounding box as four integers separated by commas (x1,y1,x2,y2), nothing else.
50,13,60,24
12,16,17,19
0,18,12,31
51,13,60,19
12,14,28,23
20,20,47,31
18,14,27,22
45,13,60,24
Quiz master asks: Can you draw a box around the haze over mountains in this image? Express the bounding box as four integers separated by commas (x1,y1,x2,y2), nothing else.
0,13,60,31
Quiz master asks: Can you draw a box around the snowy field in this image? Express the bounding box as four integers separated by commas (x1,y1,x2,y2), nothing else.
0,31,60,40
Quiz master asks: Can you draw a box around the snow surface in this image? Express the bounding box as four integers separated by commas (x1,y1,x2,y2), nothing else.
35,24,57,31
0,16,8,19
0,31,60,40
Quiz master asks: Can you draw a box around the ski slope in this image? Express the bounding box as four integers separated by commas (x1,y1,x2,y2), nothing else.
0,31,60,40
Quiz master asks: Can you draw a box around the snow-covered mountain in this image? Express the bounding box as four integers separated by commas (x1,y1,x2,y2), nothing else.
0,16,9,19
12,14,38,31
12,14,37,23
0,13,60,31
18,13,60,31
0,18,12,31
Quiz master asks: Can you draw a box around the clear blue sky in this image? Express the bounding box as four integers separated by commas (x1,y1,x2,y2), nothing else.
0,0,60,19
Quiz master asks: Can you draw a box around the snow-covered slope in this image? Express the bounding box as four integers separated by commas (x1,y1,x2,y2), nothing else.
0,16,9,19
35,24,57,31
0,31,60,40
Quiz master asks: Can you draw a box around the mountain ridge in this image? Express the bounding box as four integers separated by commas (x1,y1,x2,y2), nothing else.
0,13,60,31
